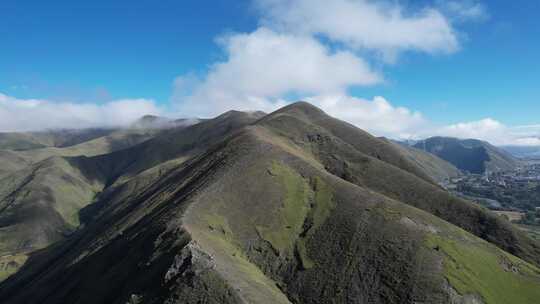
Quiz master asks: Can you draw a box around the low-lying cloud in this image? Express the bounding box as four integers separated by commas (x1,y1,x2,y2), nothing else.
167,0,539,146
170,0,495,143
0,93,161,132
4,1,535,147
430,118,540,146
304,94,426,139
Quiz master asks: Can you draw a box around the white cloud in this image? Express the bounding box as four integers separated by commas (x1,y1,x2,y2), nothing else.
172,0,466,120
304,94,426,139
438,118,505,140
428,118,540,146
440,0,488,22
513,137,540,146
289,95,539,148
256,0,459,61
169,1,481,141
4,0,519,147
175,28,381,117
0,93,161,132
300,101,538,147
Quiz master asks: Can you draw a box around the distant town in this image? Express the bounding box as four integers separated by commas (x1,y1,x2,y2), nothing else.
442,159,540,239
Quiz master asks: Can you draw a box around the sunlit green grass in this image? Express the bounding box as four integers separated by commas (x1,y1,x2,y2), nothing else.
427,235,540,304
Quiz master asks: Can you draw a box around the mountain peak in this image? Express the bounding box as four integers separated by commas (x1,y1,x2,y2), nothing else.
414,136,518,174
261,101,327,123
280,101,325,114
214,109,266,122
139,114,160,121
1,102,540,303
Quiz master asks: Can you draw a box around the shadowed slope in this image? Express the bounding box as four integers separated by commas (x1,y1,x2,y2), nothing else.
0,103,539,304
258,102,436,183
0,128,164,180
0,129,117,151
13,128,163,165
0,111,262,283
0,151,29,179
414,137,519,174
90,110,266,184
258,103,540,267
0,133,47,151
0,155,108,281
388,140,460,183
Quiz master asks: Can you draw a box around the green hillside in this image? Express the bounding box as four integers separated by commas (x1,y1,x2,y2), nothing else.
0,103,538,304
0,133,47,151
0,111,261,282
0,129,115,151
0,156,106,281
389,139,460,183
414,137,519,174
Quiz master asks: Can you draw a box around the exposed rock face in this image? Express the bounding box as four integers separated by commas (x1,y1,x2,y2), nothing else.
444,280,484,304
164,241,215,283
0,102,538,304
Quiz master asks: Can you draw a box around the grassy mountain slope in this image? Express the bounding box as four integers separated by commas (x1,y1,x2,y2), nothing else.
0,133,47,151
0,129,116,151
257,103,540,266
257,103,435,183
0,111,262,283
414,137,519,174
0,103,539,303
388,139,460,182
502,145,540,159
0,151,29,179
0,128,160,181
14,128,161,164
0,114,203,177
0,125,180,277
90,110,266,183
0,156,107,281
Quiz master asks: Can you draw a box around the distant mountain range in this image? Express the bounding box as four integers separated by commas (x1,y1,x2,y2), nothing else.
413,137,520,174
0,103,539,303
501,145,540,159
387,139,460,182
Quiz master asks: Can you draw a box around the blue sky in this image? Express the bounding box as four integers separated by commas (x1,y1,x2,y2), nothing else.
0,0,254,103
0,0,539,144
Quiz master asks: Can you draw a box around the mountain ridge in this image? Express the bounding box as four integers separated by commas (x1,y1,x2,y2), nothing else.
414,136,520,174
0,102,539,303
